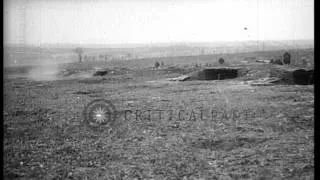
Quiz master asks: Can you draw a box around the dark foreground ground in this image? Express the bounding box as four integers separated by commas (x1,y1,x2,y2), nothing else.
4,58,314,179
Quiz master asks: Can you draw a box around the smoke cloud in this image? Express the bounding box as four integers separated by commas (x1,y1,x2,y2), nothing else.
27,58,61,81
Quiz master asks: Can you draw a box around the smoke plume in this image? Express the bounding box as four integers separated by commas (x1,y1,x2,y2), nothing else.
27,58,61,81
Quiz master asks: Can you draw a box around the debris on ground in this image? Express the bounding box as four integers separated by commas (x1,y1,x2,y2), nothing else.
243,77,281,86
167,75,191,81
256,59,271,63
270,58,284,65
240,60,249,64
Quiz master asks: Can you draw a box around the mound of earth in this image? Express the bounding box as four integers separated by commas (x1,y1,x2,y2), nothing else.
167,64,313,86
270,66,314,85
189,67,239,80
93,69,108,76
168,67,240,81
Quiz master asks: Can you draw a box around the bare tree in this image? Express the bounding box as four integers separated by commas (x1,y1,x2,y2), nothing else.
283,52,291,65
74,47,84,63
218,57,225,64
99,54,104,60
154,61,160,69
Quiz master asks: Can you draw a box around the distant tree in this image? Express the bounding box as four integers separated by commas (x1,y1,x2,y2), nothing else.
154,61,160,69
105,54,108,61
301,57,308,66
74,47,84,63
201,49,205,55
99,54,104,60
283,52,291,65
127,53,132,59
219,57,225,64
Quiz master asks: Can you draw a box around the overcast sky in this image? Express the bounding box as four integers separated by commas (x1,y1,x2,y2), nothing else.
4,0,314,45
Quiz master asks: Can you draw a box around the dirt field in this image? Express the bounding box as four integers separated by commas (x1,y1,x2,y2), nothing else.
4,49,314,179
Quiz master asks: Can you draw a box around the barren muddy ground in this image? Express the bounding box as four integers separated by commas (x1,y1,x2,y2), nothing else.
4,58,314,179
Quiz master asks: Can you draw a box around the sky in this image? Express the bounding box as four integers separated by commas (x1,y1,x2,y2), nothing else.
4,0,314,45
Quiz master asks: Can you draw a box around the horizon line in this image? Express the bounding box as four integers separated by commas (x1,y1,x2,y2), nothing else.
4,39,314,47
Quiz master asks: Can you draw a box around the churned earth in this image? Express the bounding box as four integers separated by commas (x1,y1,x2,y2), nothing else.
4,56,314,179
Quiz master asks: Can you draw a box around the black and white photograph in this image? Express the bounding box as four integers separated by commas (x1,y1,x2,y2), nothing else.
4,0,314,179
